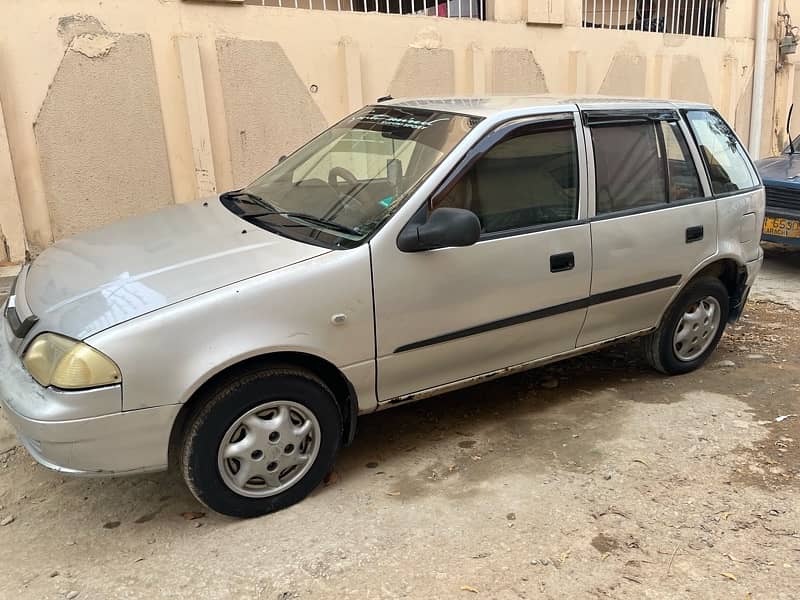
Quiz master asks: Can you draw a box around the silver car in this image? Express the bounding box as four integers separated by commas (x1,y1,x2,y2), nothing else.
0,97,764,517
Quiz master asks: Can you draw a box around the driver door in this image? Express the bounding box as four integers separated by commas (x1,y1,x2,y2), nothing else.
370,112,593,401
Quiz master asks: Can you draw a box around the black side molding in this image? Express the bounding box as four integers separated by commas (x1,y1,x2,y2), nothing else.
394,275,681,353
589,275,681,305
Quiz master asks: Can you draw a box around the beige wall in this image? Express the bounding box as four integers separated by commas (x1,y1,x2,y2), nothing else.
0,0,794,261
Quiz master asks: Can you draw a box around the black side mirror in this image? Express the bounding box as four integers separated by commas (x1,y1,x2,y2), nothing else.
278,155,287,164
397,207,481,252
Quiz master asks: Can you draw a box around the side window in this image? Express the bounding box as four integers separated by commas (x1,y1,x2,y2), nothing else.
592,122,667,215
685,110,756,195
660,121,704,201
433,123,579,234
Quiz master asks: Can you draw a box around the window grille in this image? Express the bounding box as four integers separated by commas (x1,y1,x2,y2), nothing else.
582,0,723,36
244,0,485,19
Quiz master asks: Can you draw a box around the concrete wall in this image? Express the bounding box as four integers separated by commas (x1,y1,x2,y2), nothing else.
0,0,794,260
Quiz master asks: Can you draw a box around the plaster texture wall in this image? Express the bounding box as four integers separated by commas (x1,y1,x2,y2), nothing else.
793,65,800,110
216,38,328,187
670,55,713,104
0,0,793,260
736,62,780,156
761,59,780,156
389,48,456,97
491,48,548,94
35,34,173,240
790,64,800,142
736,73,755,148
598,51,647,96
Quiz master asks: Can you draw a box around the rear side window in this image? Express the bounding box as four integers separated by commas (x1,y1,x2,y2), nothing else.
660,121,703,201
592,123,667,215
685,110,756,195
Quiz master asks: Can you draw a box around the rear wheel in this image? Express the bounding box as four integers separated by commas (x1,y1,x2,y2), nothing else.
180,367,342,518
642,277,729,375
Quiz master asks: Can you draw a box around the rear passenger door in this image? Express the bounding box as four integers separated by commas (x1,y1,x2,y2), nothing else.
577,109,717,346
683,109,763,264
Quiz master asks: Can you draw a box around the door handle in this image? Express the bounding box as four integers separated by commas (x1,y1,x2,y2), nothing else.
686,226,704,243
550,252,575,273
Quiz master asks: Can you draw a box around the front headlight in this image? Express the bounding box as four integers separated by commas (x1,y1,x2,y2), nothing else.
23,333,121,389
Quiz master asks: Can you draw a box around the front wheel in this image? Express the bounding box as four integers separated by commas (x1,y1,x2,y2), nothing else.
642,277,730,375
180,367,342,518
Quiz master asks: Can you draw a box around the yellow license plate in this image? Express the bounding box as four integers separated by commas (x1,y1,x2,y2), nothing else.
763,217,800,238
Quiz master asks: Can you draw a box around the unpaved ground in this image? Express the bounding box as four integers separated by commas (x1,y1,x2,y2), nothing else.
751,245,800,310
1,257,799,599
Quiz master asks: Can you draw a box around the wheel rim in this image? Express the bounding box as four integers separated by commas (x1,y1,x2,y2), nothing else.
672,295,721,362
217,401,320,498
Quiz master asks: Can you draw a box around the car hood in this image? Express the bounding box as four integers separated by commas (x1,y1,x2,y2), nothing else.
24,198,329,339
756,154,800,187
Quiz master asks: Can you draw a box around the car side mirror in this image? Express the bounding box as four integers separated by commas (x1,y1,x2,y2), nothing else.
397,207,481,252
278,155,287,164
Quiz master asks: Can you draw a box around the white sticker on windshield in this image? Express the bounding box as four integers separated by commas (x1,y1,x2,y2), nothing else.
352,113,438,130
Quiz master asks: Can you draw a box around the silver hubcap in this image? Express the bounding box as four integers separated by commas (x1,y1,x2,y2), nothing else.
672,295,721,362
217,401,320,498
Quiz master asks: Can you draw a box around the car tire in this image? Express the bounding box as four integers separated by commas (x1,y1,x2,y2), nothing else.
180,366,342,518
642,277,730,375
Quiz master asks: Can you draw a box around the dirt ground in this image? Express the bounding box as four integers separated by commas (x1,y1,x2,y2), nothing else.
1,250,799,600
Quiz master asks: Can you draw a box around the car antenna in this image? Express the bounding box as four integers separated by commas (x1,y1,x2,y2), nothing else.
788,103,795,154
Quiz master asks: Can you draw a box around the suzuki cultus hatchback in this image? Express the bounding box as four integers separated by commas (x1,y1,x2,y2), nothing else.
1,97,764,517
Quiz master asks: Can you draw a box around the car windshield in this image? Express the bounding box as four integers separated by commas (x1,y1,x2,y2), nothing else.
221,106,481,248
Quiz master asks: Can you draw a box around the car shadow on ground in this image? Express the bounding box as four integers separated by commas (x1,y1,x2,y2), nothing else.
333,343,674,500
762,242,800,266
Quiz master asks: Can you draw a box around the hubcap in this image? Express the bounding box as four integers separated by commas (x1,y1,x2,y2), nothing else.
672,295,721,362
217,401,320,498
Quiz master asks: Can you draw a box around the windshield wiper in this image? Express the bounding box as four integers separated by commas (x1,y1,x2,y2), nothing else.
248,211,361,237
226,192,362,237
220,189,273,211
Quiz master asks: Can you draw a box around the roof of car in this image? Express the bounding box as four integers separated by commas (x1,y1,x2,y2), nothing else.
381,95,713,118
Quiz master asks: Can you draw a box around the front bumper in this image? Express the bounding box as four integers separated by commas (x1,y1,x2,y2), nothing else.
0,325,180,476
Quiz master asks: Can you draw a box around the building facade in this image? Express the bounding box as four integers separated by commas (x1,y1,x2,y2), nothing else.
0,0,796,262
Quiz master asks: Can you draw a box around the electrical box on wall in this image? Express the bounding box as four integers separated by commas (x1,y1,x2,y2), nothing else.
527,0,565,25
780,34,798,57
779,11,799,60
